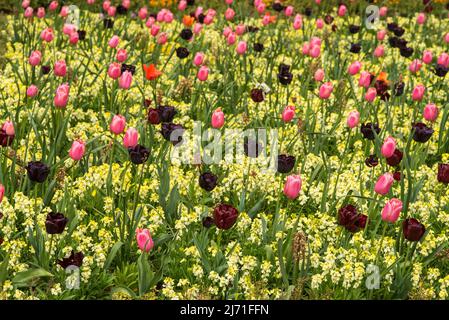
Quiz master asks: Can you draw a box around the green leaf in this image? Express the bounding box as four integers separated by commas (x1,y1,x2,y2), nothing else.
12,268,53,284
137,253,154,297
104,241,123,270
0,255,9,285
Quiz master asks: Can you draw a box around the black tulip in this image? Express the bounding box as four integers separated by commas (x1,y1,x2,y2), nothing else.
277,154,296,173
365,155,379,167
45,212,69,234
253,43,264,52
386,149,403,167
434,64,449,77
26,161,50,183
360,123,381,140
412,122,433,143
176,47,190,59
58,251,84,269
199,172,218,191
158,105,177,123
402,218,425,241
437,163,449,184
349,25,360,34
350,43,361,53
161,123,184,146
180,28,193,40
128,145,150,165
250,88,264,103
400,47,413,58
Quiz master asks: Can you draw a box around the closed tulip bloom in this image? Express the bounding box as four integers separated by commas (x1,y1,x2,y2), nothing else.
293,15,303,30
103,0,111,11
178,0,187,10
403,218,426,241
193,23,202,35
227,32,236,45
437,163,449,183
282,105,295,122
283,175,302,199
213,204,239,230
374,172,394,196
346,110,360,128
108,35,120,48
211,108,225,129
348,61,361,75
236,41,247,55
225,8,235,20
437,53,449,68
302,42,310,55
409,59,422,73
54,60,67,77
40,28,54,42
37,7,45,18
24,7,33,18
110,114,126,135
423,103,438,122
136,228,154,252
54,83,70,108
26,85,39,97
379,6,388,16
445,33,449,43
381,136,396,158
138,7,147,20
197,66,209,81
119,71,132,89
285,5,294,16
417,13,426,25
193,52,204,66
22,0,30,8
108,62,122,79
377,29,387,41
2,121,14,136
235,24,245,35
116,49,127,62
314,68,325,82
223,26,232,37
319,82,333,99
60,6,69,17
49,1,58,11
374,45,385,58
45,212,68,234
157,32,168,45
309,45,321,58
316,18,324,29
63,23,76,35
69,140,85,161
359,71,372,88
0,183,4,204
29,50,42,66
69,32,79,44
381,198,403,223
422,50,433,64
338,5,347,17
365,87,377,102
123,127,139,148
412,84,425,101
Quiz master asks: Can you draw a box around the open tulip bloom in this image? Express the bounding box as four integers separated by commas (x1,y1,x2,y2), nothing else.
1,0,449,302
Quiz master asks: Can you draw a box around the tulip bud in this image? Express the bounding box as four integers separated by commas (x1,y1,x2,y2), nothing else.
110,114,126,135
283,175,302,199
282,105,295,122
29,50,42,66
374,173,394,196
319,82,333,99
423,103,438,122
381,198,402,223
346,110,360,128
211,108,225,129
54,60,67,77
381,136,396,158
365,87,377,102
136,228,154,252
422,50,433,64
119,70,133,89
108,62,122,79
412,84,425,101
197,66,209,81
108,35,120,48
236,41,247,55
27,85,39,97
69,140,86,161
348,61,361,75
123,127,139,148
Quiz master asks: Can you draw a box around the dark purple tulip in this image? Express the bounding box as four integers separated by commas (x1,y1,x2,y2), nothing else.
161,123,184,146
157,105,177,123
0,129,14,147
250,88,264,103
412,122,433,143
58,251,84,269
26,161,50,183
338,205,367,233
437,163,449,184
128,144,149,165
386,149,403,167
45,212,68,234
213,204,239,230
277,154,296,173
403,218,426,241
365,155,379,168
199,172,218,191
361,123,381,140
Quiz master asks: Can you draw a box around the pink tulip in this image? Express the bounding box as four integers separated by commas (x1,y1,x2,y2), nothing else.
437,53,449,68
316,18,324,29
309,45,321,58
193,52,204,66
116,49,127,62
444,33,449,43
346,110,360,128
226,0,233,4
365,87,377,102
302,42,310,55
69,140,86,161
136,228,154,252
310,37,321,47
151,24,160,37
225,8,235,20
338,5,347,17
37,7,45,18
314,68,325,82
285,6,294,16
193,23,202,35
412,84,425,101
110,115,126,135
138,7,148,20
223,26,232,37
348,61,361,75
24,7,33,18
381,198,403,223
63,24,76,35
29,50,42,66
197,66,209,81
379,6,388,17
377,29,387,41
256,4,265,14
211,108,225,129
26,85,39,97
374,173,395,196
108,35,120,48
293,15,303,30
195,7,203,18
59,6,69,17
69,32,79,45
235,24,246,36
409,59,422,73
236,41,247,55
54,83,70,108
422,50,433,64
103,1,111,11
283,175,302,199
423,103,438,122
374,45,385,58
164,11,174,23
157,32,168,45
145,17,155,28
108,62,122,79
123,127,139,148
319,82,333,99
22,0,30,9
54,60,67,77
381,136,396,158
0,183,4,204
122,0,130,9
282,105,295,122
416,13,426,25
49,1,58,11
2,121,14,136
178,0,187,11
40,28,54,42
119,71,133,89
359,71,372,88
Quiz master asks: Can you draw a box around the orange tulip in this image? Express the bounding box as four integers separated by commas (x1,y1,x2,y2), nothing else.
143,64,162,81
182,15,194,27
